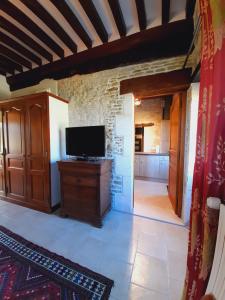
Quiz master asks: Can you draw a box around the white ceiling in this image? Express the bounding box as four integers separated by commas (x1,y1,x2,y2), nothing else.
0,0,187,75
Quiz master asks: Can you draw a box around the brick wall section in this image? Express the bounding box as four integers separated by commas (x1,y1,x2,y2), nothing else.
58,55,193,212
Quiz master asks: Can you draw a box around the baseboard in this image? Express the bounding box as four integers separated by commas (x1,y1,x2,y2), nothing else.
51,203,61,212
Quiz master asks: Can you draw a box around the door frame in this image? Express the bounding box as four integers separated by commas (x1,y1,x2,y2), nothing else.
120,69,191,217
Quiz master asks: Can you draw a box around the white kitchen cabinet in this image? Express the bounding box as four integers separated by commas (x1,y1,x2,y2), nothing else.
134,154,169,180
134,156,140,176
143,155,159,178
159,156,169,180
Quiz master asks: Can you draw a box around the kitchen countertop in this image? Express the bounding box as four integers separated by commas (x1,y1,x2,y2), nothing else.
135,152,169,156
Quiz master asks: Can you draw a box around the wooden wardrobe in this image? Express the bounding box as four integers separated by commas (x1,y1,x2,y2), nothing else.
0,92,69,212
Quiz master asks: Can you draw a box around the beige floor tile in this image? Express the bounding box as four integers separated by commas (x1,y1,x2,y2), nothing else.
137,232,168,260
134,180,183,225
131,253,169,293
129,284,168,300
0,199,189,299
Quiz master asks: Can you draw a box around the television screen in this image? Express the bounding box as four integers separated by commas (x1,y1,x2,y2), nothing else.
66,126,105,157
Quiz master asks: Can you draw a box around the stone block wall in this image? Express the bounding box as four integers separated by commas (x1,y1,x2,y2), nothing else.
58,55,193,213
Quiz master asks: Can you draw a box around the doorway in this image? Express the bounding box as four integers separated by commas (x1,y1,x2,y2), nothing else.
120,69,195,224
133,95,184,224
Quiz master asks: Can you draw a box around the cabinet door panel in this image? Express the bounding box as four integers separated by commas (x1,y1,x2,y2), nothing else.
26,98,50,208
3,104,26,201
143,156,160,178
159,160,169,180
134,156,140,176
139,156,146,176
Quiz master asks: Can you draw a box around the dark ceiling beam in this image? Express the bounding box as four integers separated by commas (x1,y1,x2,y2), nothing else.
0,54,23,73
1,0,64,58
186,0,196,18
0,62,14,75
50,0,92,48
21,0,77,53
79,0,108,43
162,0,170,24
0,44,32,69
108,0,126,37
0,16,52,62
7,19,193,91
0,31,42,66
0,66,7,76
120,69,191,98
135,0,147,30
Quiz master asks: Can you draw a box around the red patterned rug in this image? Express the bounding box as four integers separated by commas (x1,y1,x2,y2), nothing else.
0,226,113,299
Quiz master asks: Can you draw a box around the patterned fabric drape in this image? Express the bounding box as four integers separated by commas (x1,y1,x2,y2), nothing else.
182,0,225,299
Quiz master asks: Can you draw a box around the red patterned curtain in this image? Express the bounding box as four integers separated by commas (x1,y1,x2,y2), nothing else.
182,0,225,299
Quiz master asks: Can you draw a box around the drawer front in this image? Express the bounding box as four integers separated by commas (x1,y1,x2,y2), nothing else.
62,185,97,214
62,174,97,187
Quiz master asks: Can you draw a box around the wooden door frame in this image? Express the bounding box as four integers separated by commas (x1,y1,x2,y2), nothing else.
120,69,191,217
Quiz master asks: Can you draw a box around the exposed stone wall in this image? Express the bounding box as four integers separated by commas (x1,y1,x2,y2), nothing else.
58,55,193,212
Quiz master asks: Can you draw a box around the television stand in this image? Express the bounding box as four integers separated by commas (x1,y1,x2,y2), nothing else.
75,157,89,161
57,159,112,227
72,156,101,162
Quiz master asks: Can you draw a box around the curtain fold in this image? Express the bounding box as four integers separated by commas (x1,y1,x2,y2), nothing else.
182,0,225,299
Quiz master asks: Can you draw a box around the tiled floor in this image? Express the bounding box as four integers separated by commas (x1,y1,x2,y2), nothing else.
0,199,189,300
134,179,183,225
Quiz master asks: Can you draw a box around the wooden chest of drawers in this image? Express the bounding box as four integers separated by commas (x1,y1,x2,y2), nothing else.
57,160,112,227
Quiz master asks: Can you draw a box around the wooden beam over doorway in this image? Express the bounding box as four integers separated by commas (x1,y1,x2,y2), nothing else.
120,69,192,98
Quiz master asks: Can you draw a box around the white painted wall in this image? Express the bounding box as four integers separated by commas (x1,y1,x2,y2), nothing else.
0,75,11,99
114,93,135,213
49,96,69,206
182,83,200,225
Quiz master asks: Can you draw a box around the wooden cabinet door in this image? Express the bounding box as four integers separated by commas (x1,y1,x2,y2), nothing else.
3,103,26,201
26,98,50,209
0,110,5,196
168,93,182,212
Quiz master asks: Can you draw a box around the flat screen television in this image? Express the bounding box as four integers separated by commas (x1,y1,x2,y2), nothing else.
66,126,105,158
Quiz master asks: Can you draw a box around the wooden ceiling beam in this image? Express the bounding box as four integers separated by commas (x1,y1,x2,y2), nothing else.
0,61,14,75
0,16,52,62
186,0,196,18
79,0,108,43
0,31,42,66
21,0,77,53
0,66,7,76
0,54,23,73
7,19,193,91
108,0,126,37
120,69,191,98
50,0,92,48
0,44,32,69
135,0,147,30
162,0,170,24
1,0,64,58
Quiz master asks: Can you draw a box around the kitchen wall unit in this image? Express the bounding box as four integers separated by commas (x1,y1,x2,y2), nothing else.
134,153,169,181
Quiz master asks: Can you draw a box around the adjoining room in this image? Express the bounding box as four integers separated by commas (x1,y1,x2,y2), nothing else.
133,96,183,224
